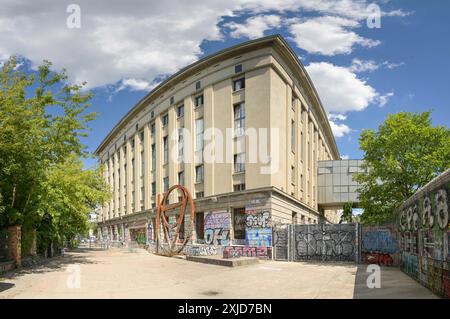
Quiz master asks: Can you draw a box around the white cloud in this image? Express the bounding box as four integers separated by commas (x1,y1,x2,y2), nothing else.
350,58,379,72
0,0,409,90
0,0,247,89
341,154,350,160
349,58,405,72
376,91,394,107
382,61,405,69
328,113,347,121
288,16,380,56
116,79,160,93
225,15,281,39
329,120,352,138
306,62,378,113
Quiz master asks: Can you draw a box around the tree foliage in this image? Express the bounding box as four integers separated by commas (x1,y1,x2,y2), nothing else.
355,111,450,225
0,56,110,250
340,202,353,224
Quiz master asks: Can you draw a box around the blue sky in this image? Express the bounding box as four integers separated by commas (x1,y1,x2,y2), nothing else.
0,0,448,168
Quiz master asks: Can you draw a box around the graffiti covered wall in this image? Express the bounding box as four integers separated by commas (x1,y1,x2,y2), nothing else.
293,224,358,262
398,170,450,299
361,226,399,266
245,205,272,247
204,211,231,246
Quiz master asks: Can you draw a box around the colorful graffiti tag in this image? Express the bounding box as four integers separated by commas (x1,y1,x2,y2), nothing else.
184,245,218,256
223,246,272,259
398,172,450,299
361,228,398,266
204,211,230,246
245,228,272,247
245,205,272,247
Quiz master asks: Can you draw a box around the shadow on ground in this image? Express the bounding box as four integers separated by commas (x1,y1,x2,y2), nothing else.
353,264,439,299
0,282,15,293
0,248,98,281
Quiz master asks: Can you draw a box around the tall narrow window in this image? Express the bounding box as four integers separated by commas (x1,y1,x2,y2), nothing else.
291,165,296,184
291,120,296,153
150,123,155,136
194,94,204,108
151,182,156,196
233,78,245,91
300,132,304,160
163,136,169,164
195,118,204,151
234,153,245,173
178,171,185,186
162,114,169,126
131,158,135,182
178,128,184,157
234,102,245,137
195,165,204,183
151,144,156,171
163,177,169,192
140,151,144,177
177,105,184,118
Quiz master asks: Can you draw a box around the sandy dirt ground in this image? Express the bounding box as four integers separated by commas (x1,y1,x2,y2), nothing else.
0,246,438,299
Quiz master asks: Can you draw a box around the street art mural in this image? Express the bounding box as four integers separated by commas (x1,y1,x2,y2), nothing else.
246,228,272,247
397,170,450,299
294,224,357,262
245,205,272,247
361,227,399,266
223,246,272,259
204,211,230,246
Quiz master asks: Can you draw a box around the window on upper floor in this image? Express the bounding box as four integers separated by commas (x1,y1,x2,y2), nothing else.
162,114,169,127
234,102,245,137
178,171,185,186
233,184,246,192
195,118,204,151
233,78,245,92
194,94,204,108
195,164,204,183
177,104,184,118
163,136,169,164
234,153,245,173
291,120,296,153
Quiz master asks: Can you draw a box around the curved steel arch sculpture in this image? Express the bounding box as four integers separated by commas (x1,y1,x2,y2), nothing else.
155,185,195,256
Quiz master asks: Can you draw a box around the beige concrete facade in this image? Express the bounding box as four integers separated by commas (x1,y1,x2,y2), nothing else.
95,35,340,242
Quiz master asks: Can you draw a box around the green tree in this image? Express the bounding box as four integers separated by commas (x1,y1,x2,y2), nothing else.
355,111,450,225
0,56,110,251
340,202,353,223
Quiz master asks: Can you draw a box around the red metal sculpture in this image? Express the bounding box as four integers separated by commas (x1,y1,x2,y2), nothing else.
155,185,195,256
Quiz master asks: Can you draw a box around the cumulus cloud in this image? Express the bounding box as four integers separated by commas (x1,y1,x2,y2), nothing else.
341,154,350,160
0,0,245,89
288,16,380,56
0,0,410,91
306,62,378,113
225,15,281,39
329,120,352,138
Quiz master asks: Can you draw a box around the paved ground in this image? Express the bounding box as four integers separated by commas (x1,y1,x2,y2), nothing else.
0,246,438,299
